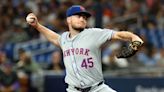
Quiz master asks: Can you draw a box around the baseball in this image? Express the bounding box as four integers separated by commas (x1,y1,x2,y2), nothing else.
26,16,35,23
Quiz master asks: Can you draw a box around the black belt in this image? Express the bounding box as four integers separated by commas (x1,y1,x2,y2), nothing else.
74,81,103,92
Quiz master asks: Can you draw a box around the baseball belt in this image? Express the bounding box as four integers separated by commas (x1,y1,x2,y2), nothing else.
74,81,103,92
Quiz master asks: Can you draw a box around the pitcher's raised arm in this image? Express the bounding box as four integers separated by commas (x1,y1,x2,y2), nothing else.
26,13,61,47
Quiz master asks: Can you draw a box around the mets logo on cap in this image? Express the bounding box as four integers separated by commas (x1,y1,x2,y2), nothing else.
80,6,85,11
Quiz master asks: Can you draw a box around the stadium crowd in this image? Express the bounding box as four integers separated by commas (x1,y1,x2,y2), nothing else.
0,0,164,92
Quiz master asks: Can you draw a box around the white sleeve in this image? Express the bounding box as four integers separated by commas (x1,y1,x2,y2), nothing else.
58,32,68,49
58,36,62,46
90,28,116,46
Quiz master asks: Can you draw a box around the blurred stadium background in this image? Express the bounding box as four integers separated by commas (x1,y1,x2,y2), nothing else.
0,0,164,92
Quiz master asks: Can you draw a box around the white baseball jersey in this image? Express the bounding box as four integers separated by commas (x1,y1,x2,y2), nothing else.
59,28,115,88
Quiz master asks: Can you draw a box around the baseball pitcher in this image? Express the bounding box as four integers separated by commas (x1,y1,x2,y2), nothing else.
26,5,143,92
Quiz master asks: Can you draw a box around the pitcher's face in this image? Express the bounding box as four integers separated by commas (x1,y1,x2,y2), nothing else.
67,14,88,31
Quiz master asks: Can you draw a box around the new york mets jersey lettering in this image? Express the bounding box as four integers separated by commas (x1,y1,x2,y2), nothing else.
63,48,90,57
59,28,115,88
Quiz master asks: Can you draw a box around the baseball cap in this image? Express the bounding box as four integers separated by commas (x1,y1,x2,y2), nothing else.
66,5,91,17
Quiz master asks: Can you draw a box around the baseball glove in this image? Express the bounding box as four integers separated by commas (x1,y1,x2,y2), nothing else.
116,41,143,58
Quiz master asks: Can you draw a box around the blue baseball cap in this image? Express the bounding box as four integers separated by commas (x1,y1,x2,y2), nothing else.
66,5,91,17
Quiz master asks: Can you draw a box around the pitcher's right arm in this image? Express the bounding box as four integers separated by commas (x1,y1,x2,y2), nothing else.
26,13,60,47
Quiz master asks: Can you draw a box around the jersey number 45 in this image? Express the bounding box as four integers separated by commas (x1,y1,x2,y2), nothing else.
81,57,94,69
